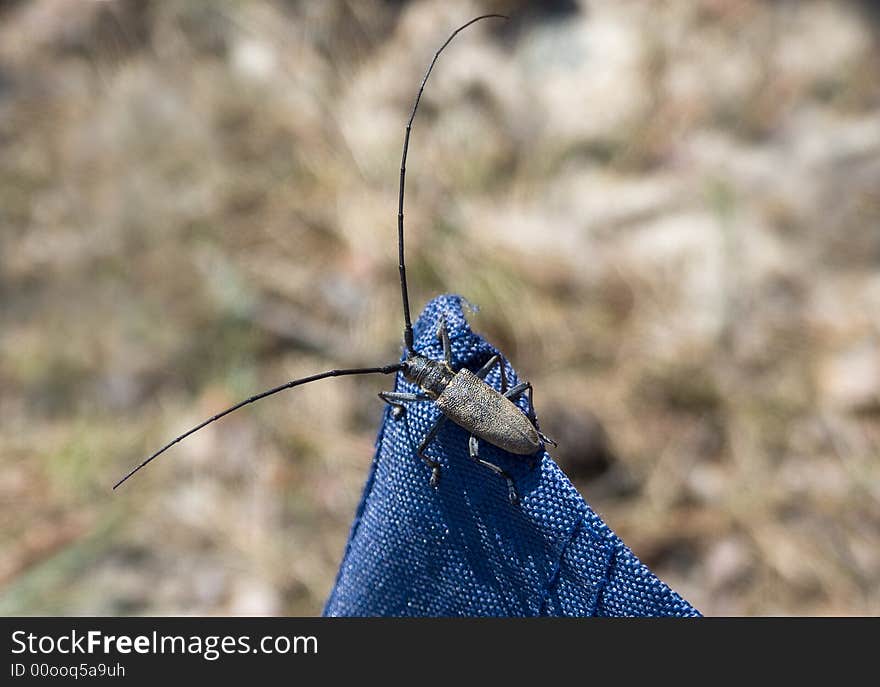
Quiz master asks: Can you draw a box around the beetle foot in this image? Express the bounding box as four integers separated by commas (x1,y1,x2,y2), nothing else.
507,484,520,505
538,431,557,448
430,467,441,488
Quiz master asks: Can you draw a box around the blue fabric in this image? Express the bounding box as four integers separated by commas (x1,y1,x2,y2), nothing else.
324,295,699,617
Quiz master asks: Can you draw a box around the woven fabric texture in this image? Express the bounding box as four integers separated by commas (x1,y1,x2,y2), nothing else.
324,294,700,617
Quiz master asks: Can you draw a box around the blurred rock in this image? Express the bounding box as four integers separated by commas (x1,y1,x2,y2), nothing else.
686,461,728,503
545,405,615,481
706,535,753,592
517,3,650,145
231,37,278,83
819,339,880,413
228,579,280,616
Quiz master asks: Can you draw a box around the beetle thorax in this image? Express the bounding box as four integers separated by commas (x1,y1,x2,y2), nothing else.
402,355,454,398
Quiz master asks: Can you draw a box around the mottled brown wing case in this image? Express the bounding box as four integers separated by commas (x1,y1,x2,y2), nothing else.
435,369,540,455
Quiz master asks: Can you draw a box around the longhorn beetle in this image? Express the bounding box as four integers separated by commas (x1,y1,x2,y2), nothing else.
113,14,555,504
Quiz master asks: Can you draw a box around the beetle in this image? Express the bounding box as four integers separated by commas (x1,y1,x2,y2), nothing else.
113,14,554,504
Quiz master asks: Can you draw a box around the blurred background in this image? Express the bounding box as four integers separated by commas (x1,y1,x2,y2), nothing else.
1,0,878,616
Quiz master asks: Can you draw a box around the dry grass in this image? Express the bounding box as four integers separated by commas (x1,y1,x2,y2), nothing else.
1,0,878,615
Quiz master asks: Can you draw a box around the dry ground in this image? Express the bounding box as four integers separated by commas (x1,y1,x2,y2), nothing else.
1,0,879,615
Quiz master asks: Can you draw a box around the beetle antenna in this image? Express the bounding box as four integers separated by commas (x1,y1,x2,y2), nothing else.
398,14,507,353
113,363,403,489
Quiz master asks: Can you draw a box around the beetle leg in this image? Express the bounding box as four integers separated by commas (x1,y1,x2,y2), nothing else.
382,390,445,487
504,382,551,436
437,317,453,366
504,382,538,431
504,381,530,402
474,354,508,393
503,382,555,467
417,415,448,488
378,390,432,419
474,354,500,379
468,435,519,505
